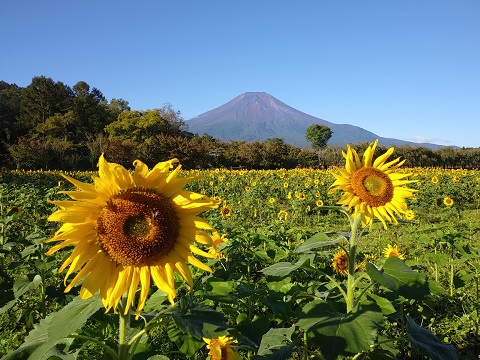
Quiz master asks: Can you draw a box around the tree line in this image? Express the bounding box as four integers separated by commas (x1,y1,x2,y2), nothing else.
1,76,479,171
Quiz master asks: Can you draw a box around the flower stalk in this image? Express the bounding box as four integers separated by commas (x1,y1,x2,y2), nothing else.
346,212,362,313
118,296,131,360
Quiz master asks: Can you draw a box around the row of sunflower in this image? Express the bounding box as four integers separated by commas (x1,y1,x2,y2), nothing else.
0,140,478,359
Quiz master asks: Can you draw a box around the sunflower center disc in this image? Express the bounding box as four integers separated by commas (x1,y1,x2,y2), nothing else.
97,188,180,267
351,167,394,207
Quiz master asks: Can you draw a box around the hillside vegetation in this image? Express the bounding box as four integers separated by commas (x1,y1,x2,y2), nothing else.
1,77,479,171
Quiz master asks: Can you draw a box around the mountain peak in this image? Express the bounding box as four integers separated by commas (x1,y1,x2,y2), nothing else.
187,93,444,149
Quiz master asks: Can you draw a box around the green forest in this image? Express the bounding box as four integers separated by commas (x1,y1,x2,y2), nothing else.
1,76,479,170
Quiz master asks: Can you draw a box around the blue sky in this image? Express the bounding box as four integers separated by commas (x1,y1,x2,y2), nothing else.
2,1,479,148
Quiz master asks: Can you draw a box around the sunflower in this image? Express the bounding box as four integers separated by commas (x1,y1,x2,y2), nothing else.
404,209,415,221
203,335,241,360
220,201,232,217
316,199,324,207
277,209,289,222
382,244,405,260
46,155,219,317
443,196,454,207
329,139,417,228
431,176,439,184
209,231,228,258
331,250,349,276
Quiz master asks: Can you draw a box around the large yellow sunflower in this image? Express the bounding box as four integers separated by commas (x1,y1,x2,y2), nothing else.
382,244,405,260
331,250,349,276
46,155,219,316
203,335,241,360
329,140,416,228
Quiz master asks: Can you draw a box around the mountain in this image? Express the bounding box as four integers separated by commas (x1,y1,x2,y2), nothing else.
186,92,443,149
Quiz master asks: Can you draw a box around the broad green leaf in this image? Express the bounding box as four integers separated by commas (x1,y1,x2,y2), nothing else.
256,326,296,357
2,294,103,360
295,232,331,253
406,316,459,360
166,320,204,358
143,289,168,312
297,299,383,360
13,274,42,298
267,277,297,295
236,314,270,347
367,293,396,315
20,245,38,258
426,253,448,266
260,262,299,277
0,298,16,315
417,234,431,244
147,356,170,360
366,257,430,300
196,277,237,303
172,304,229,339
237,283,257,298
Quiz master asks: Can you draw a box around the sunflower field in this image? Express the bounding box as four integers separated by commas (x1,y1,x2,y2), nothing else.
1,143,479,360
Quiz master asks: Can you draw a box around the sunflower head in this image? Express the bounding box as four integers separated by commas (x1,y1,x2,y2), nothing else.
331,250,349,276
443,196,454,207
220,201,232,217
203,335,241,360
329,140,417,229
383,244,405,260
404,209,415,221
46,155,219,317
209,231,228,258
277,209,289,222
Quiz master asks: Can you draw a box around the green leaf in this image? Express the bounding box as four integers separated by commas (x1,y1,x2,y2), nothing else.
256,326,296,357
406,316,459,360
166,320,204,358
426,253,448,266
236,314,270,347
297,299,383,360
2,294,103,360
143,289,168,312
13,274,42,298
260,262,299,277
147,356,170,360
20,245,38,258
266,277,296,294
295,232,331,253
172,303,229,339
197,277,237,303
366,257,430,300
367,293,396,315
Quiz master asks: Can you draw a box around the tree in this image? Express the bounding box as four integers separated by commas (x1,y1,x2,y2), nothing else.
105,105,187,144
19,76,73,134
0,81,21,165
305,124,332,167
71,81,109,139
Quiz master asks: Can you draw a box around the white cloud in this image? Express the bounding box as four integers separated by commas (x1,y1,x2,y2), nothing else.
408,136,452,145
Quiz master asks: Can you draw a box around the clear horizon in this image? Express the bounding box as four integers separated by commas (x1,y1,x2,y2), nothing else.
1,1,479,148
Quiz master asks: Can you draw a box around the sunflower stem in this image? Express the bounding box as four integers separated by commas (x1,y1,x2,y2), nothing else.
346,213,361,313
118,296,131,360
303,330,308,360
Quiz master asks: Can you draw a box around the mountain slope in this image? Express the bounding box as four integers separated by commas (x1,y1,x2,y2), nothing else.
186,92,441,149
